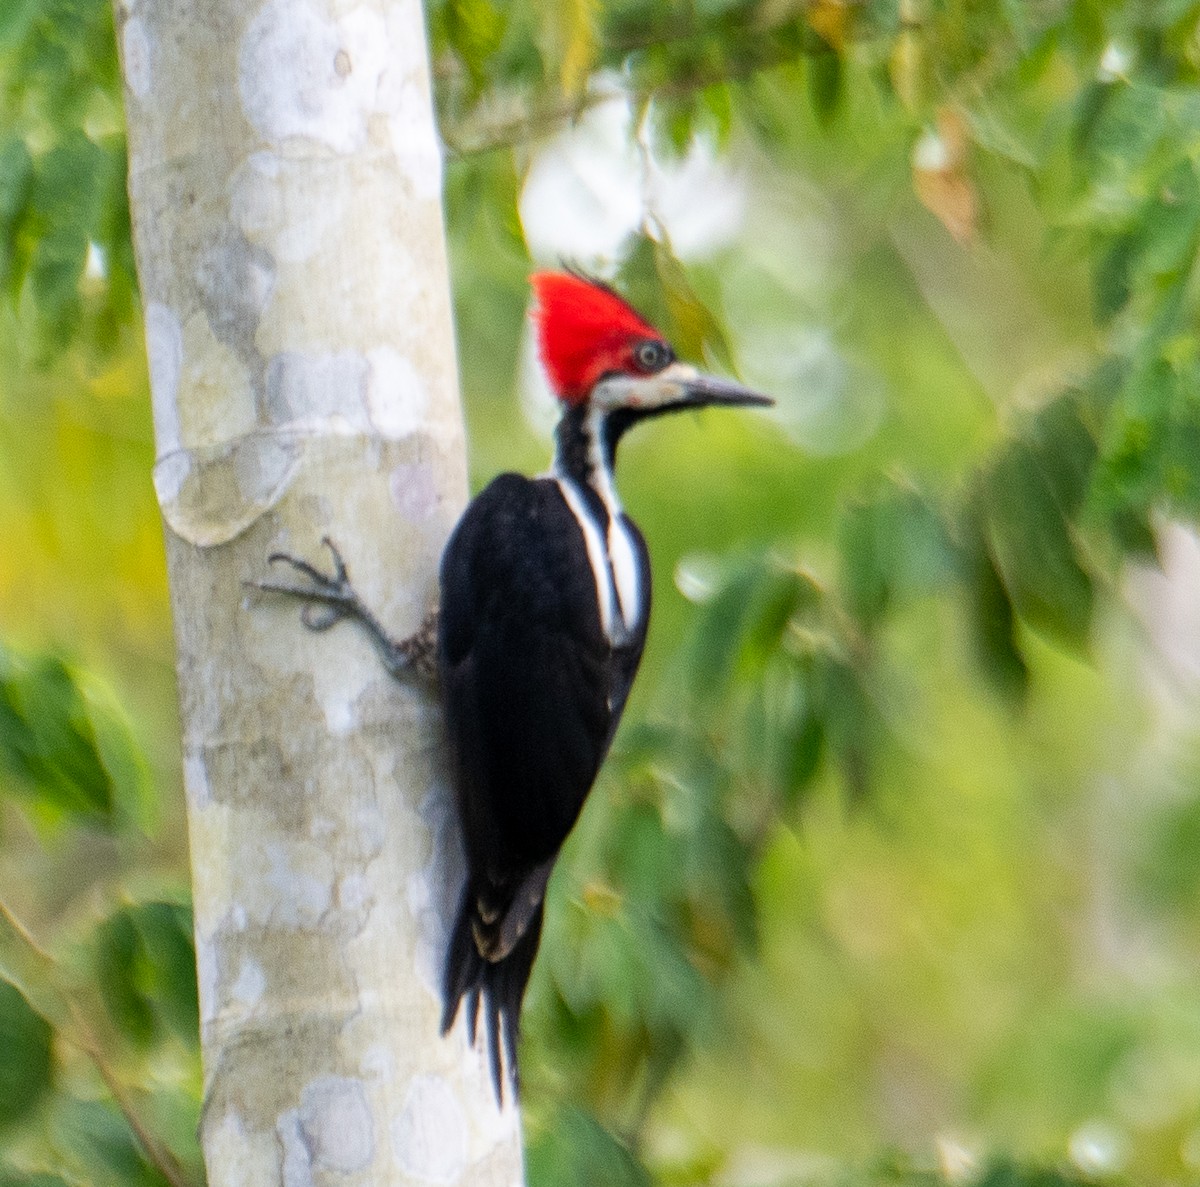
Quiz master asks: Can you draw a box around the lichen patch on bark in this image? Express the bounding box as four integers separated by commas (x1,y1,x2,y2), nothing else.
238,0,390,153
392,1075,467,1184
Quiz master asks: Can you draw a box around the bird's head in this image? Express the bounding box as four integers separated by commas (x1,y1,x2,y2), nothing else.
530,271,773,424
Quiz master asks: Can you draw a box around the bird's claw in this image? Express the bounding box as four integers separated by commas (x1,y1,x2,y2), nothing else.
320,535,349,583
247,539,439,682
265,536,347,589
247,542,364,634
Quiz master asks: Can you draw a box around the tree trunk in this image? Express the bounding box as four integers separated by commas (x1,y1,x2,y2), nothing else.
115,0,524,1182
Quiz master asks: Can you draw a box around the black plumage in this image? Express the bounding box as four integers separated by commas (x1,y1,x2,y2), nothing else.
437,468,651,1098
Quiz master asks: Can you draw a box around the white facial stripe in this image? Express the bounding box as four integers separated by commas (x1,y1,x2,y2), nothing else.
556,477,616,639
590,361,700,412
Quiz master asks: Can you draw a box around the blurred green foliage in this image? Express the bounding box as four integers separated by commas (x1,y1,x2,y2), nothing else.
4,0,1200,1184
0,0,131,356
0,979,53,1131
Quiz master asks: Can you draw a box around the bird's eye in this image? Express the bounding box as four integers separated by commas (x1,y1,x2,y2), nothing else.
634,339,669,373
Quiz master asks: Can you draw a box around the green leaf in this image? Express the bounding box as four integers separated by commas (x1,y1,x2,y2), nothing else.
95,902,199,1048
840,498,888,626
1138,161,1200,282
132,902,198,1046
735,64,805,148
444,0,506,92
976,1159,1091,1187
681,562,762,707
527,1105,651,1187
0,137,32,291
740,565,818,670
1107,503,1158,559
6,0,119,123
684,806,756,952
25,131,108,342
965,98,1038,170
0,0,36,49
0,978,53,1131
1093,232,1135,322
839,483,955,628
1070,80,1112,155
0,650,117,822
50,1096,172,1187
806,32,841,125
95,910,156,1046
1137,787,1200,911
655,94,697,159
618,235,739,375
77,669,150,830
775,655,825,804
1082,82,1165,174
630,909,714,1034
1094,356,1174,527
698,82,733,148
1026,392,1099,519
682,558,819,711
1165,389,1200,513
962,508,1028,701
0,1172,75,1187
984,445,1094,649
30,232,87,341
604,804,687,936
820,654,873,801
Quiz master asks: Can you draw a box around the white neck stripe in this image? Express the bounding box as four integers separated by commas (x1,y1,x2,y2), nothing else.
581,405,642,632
552,407,644,645
555,477,617,640
584,404,622,521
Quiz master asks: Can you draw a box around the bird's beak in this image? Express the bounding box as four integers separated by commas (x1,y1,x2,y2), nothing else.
591,362,775,418
675,371,775,411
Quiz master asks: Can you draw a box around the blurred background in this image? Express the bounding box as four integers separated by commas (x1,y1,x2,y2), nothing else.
3,0,1200,1184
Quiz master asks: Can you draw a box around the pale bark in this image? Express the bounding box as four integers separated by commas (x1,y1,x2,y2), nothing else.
115,0,524,1183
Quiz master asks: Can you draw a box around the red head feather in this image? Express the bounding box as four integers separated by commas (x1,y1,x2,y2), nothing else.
531,271,666,404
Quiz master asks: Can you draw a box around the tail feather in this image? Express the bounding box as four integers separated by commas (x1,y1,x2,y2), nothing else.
441,892,481,1034
441,885,544,1104
465,987,480,1047
484,993,503,1103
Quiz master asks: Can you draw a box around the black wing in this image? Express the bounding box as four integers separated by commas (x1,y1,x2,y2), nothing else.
439,473,649,879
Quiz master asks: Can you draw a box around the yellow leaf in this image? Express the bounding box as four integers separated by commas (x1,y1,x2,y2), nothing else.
560,0,598,98
806,0,854,52
653,241,735,373
912,107,979,244
581,881,623,917
889,0,925,110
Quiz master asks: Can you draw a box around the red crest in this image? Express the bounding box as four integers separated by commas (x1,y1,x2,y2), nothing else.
531,272,664,404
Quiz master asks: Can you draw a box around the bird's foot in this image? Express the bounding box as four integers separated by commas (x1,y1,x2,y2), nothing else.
252,537,364,631
247,537,438,681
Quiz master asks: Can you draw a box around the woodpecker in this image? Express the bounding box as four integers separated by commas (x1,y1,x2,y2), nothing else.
253,270,772,1101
